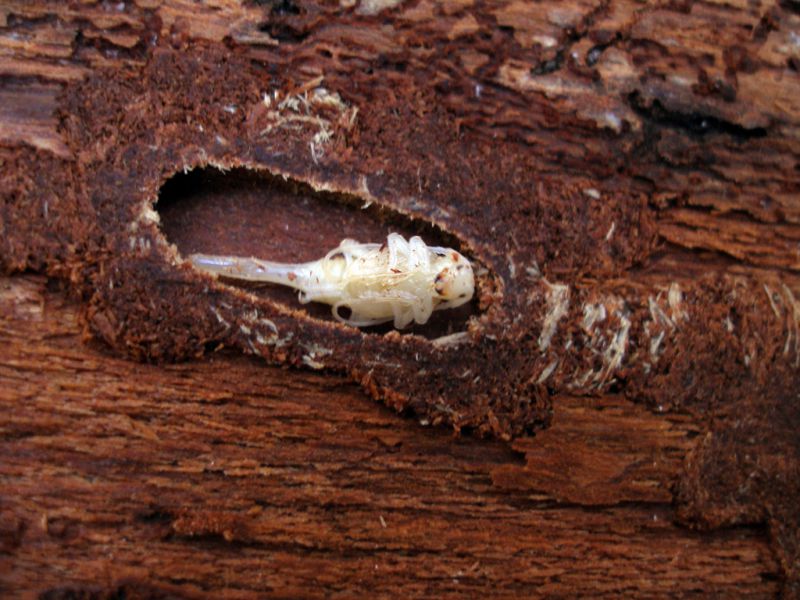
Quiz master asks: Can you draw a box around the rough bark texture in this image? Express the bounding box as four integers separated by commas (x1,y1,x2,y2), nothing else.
0,275,782,597
0,0,798,597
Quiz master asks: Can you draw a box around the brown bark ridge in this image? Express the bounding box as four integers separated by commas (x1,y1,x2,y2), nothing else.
0,0,798,596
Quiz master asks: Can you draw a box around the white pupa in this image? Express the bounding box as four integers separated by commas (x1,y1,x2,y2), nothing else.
189,233,475,328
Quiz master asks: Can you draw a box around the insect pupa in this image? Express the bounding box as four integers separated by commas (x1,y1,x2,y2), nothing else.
189,233,475,328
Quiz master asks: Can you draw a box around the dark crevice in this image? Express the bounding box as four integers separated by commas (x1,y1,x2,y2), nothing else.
528,0,612,76
531,50,565,76
267,0,301,15
135,509,174,524
3,12,61,29
586,44,604,67
627,91,767,140
586,31,624,67
257,20,310,44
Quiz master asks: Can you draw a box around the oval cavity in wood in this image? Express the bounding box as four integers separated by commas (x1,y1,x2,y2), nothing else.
157,166,479,338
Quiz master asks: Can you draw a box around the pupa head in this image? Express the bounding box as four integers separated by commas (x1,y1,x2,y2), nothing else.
432,250,474,309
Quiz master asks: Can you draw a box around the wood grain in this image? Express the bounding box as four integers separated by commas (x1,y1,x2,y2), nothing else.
0,275,779,597
1,0,799,595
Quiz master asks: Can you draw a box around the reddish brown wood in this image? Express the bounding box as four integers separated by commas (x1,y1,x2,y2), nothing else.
1,0,799,596
0,275,780,597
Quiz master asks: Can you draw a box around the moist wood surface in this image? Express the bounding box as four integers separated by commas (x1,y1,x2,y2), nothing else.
1,0,799,597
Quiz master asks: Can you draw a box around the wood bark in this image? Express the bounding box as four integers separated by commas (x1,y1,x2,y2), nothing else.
1,0,798,597
0,275,781,597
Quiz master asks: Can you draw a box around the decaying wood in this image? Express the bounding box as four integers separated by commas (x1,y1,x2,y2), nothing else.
1,0,799,596
0,275,780,597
